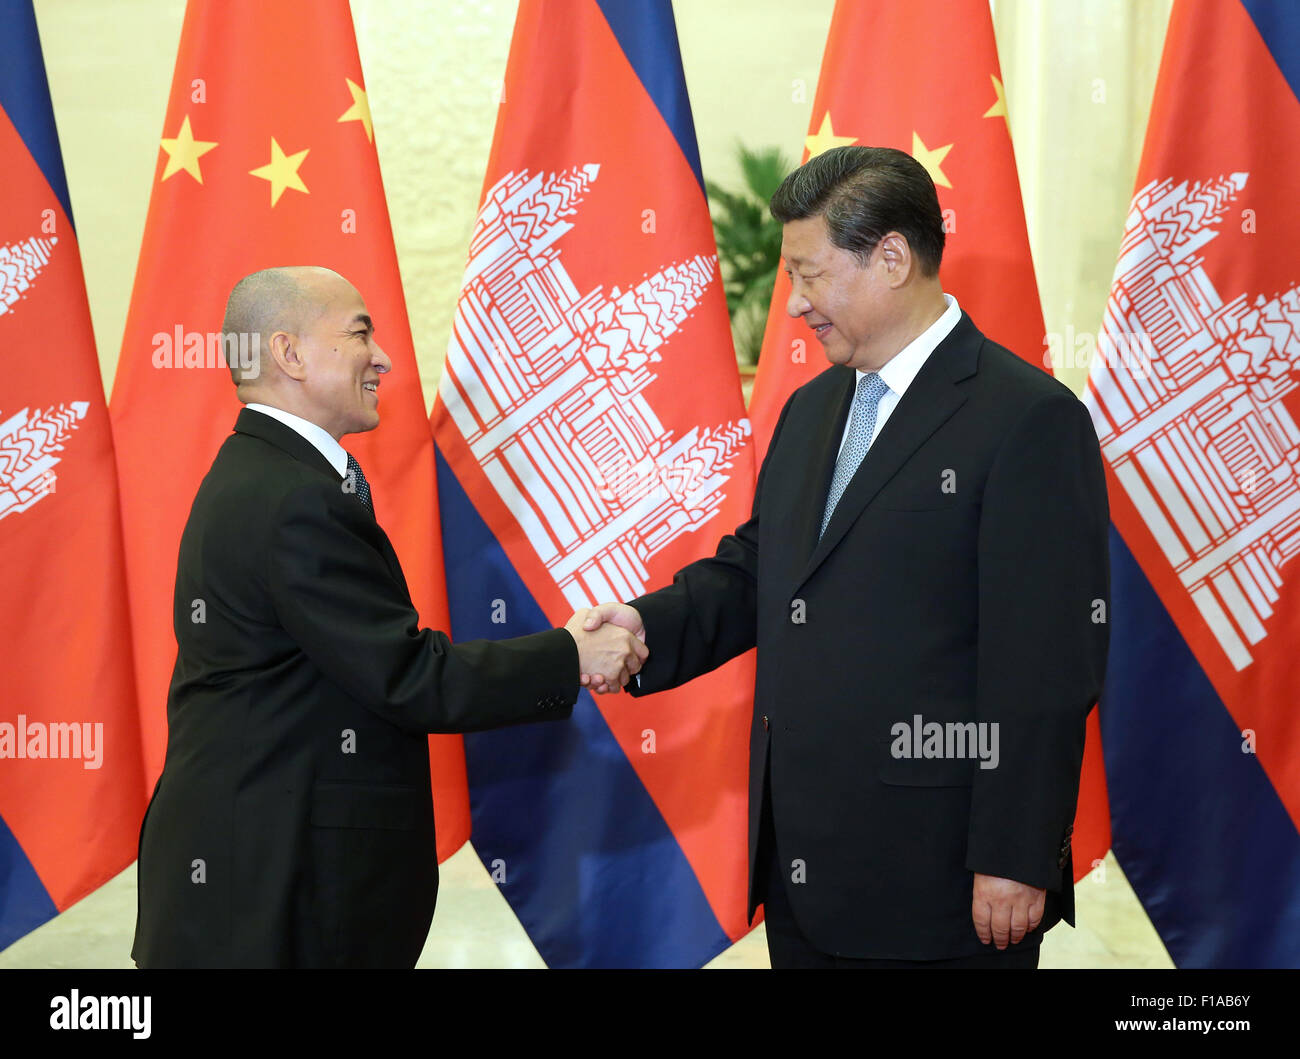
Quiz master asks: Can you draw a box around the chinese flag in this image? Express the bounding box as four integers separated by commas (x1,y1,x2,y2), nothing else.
108,0,469,860
749,0,1109,883
0,0,146,950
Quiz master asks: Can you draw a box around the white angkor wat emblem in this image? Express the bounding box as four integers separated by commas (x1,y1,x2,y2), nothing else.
1085,172,1300,670
439,164,751,608
0,235,58,318
0,403,89,521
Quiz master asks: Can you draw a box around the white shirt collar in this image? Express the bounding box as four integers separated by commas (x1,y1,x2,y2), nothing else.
861,293,961,397
245,403,349,478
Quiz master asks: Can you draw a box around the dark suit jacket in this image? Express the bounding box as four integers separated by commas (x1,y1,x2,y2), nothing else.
132,408,577,968
627,312,1110,960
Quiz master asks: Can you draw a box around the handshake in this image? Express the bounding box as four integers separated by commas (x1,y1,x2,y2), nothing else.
563,603,646,694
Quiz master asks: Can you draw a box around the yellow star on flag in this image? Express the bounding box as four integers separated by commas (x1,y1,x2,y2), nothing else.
805,112,857,158
159,115,218,184
249,138,310,207
338,77,373,143
911,132,953,189
983,74,1010,134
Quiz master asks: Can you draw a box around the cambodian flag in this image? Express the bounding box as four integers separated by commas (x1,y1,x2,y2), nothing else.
430,0,757,966
1084,0,1300,966
0,0,146,951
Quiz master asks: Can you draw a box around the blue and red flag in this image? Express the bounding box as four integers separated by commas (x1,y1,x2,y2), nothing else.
1085,0,1300,966
431,0,757,966
0,0,146,950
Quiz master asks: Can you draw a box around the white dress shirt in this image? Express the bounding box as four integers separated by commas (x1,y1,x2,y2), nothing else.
245,403,349,478
834,293,961,461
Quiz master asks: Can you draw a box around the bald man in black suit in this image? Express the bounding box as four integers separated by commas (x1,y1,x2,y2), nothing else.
133,267,647,968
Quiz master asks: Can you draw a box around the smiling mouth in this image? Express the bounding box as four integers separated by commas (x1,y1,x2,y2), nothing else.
363,381,379,393
812,322,832,339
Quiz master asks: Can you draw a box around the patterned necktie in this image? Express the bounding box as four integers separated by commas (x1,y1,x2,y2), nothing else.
820,372,889,538
345,452,374,514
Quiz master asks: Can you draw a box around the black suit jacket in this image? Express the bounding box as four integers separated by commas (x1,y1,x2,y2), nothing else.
132,408,578,968
628,312,1110,960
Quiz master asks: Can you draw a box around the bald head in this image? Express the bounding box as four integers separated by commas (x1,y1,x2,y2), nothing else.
219,265,390,439
222,266,343,389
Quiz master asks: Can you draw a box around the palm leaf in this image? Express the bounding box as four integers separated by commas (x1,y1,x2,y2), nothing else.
707,144,793,366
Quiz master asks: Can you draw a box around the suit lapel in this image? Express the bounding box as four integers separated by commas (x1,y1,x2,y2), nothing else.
234,408,406,581
794,313,983,593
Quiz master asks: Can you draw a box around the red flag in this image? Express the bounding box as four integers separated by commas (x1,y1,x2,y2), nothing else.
108,0,468,860
748,0,1109,883
431,0,758,964
0,0,146,948
1082,0,1300,965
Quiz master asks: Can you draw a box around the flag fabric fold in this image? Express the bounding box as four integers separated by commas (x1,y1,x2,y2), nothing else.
0,0,146,951
431,0,758,967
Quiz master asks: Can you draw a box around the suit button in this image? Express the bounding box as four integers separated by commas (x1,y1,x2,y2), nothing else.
762,715,770,731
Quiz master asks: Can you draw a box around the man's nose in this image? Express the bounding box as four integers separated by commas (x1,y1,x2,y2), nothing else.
373,343,392,373
786,283,810,319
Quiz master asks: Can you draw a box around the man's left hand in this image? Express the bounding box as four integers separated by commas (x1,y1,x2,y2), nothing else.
971,873,1045,949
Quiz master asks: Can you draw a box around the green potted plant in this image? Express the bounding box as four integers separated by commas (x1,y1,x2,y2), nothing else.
706,144,792,370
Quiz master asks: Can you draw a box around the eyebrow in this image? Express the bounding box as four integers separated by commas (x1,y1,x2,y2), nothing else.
346,313,373,332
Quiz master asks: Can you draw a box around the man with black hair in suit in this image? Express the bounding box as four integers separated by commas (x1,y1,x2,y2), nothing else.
582,147,1109,968
133,266,647,968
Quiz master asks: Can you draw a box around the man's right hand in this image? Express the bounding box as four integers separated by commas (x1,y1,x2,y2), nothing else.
565,607,648,690
579,603,645,693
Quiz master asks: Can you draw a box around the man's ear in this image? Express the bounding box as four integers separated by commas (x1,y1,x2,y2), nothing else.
877,232,913,287
268,330,308,382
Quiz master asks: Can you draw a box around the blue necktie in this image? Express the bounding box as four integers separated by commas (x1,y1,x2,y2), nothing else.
345,452,374,514
821,372,889,538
